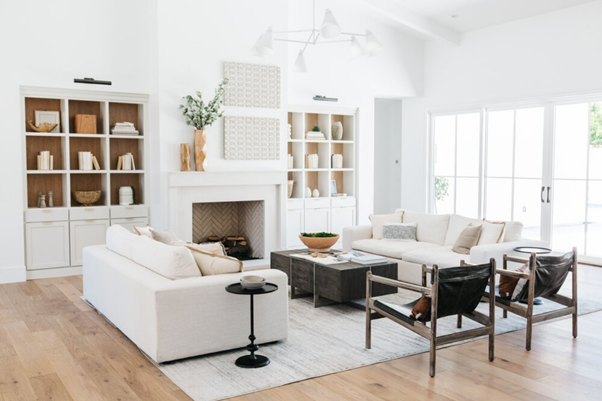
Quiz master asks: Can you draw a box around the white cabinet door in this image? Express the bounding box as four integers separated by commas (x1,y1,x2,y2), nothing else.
110,217,148,234
331,207,356,248
304,208,330,234
70,219,110,266
286,209,304,249
25,221,70,270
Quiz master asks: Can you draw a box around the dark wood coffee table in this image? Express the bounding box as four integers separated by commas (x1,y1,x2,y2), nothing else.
271,250,398,308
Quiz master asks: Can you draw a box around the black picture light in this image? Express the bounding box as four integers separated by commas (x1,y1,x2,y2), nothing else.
74,77,112,86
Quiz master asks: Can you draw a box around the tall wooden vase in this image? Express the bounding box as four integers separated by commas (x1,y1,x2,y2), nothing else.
194,129,207,171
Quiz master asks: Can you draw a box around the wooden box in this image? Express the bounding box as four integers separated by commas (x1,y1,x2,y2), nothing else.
75,114,97,134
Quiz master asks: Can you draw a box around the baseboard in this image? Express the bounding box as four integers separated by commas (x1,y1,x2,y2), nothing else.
26,266,82,280
0,265,27,284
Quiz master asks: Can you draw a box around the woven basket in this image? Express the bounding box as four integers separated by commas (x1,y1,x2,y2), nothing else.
74,190,101,206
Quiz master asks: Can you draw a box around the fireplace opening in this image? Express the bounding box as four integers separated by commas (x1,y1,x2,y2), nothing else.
192,200,265,260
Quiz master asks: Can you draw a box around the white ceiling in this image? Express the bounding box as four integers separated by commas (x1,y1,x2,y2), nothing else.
391,0,597,32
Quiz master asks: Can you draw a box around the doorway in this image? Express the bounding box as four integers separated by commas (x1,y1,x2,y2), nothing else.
374,99,402,214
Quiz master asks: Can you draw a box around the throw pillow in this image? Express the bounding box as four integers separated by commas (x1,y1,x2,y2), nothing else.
452,224,483,255
477,220,506,245
410,296,431,320
185,245,243,276
171,240,226,256
498,263,529,299
150,228,179,245
382,222,417,241
369,212,404,239
133,225,153,238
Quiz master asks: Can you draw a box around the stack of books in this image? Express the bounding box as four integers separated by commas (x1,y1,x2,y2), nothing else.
116,153,136,170
111,122,139,136
37,151,53,170
287,123,292,139
306,131,325,140
78,151,101,170
305,154,319,169
337,251,388,265
331,154,343,168
287,154,294,169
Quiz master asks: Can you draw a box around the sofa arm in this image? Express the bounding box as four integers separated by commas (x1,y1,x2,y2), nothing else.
342,225,372,251
470,239,549,267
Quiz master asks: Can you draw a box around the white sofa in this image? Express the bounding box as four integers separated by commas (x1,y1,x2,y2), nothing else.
343,210,546,285
83,236,288,363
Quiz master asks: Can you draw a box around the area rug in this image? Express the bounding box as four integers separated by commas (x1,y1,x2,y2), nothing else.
156,293,602,401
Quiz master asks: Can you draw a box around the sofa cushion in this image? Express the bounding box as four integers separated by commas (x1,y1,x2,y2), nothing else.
478,220,506,245
503,221,523,242
444,215,483,246
352,239,439,259
402,211,450,246
172,241,226,256
151,228,179,245
452,224,482,255
133,225,153,238
369,212,404,239
106,224,137,260
402,246,465,268
131,236,200,280
383,222,416,241
185,245,242,276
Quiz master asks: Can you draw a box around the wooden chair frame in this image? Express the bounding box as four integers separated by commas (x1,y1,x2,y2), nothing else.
366,260,496,377
488,247,578,351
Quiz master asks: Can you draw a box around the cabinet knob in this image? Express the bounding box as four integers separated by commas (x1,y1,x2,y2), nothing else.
126,217,134,221
43,221,52,225
86,219,96,223
42,209,52,213
126,206,134,210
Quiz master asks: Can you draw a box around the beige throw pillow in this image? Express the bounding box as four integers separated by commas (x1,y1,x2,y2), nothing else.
133,225,153,238
150,228,179,245
369,212,404,239
185,245,242,276
172,241,226,256
452,224,483,255
477,220,506,245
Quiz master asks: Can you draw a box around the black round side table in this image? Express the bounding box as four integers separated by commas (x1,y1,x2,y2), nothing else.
225,282,278,368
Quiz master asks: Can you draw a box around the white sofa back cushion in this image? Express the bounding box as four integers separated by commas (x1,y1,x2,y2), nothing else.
369,212,404,239
503,221,523,242
401,211,450,246
106,225,200,280
444,215,483,246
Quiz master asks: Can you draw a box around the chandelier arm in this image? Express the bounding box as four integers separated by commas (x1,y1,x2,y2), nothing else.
314,39,353,44
274,38,314,44
273,29,315,34
339,32,367,37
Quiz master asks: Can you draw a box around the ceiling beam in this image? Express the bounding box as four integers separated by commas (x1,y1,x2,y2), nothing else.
357,0,461,46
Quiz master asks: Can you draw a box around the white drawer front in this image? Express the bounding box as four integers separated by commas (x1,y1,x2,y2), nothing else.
111,218,148,234
287,199,304,210
70,220,110,266
110,205,148,219
70,206,110,221
26,208,69,223
331,197,356,208
304,198,330,209
25,221,70,270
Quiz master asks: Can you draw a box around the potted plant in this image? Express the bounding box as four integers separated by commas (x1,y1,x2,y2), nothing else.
179,78,228,171
299,232,340,252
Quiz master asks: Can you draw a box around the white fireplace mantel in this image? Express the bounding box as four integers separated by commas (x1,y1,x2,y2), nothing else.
169,171,286,188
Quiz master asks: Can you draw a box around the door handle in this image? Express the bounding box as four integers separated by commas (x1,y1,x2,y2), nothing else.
541,186,545,203
546,187,551,203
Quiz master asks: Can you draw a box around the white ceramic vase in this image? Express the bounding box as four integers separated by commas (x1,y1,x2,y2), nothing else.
332,121,343,140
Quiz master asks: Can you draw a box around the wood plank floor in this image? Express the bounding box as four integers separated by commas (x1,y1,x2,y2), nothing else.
0,267,600,401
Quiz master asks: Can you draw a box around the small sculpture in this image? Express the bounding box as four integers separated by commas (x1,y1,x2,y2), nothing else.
37,191,42,208
313,189,320,197
332,121,343,140
39,194,47,208
27,120,58,133
305,187,312,197
48,191,54,207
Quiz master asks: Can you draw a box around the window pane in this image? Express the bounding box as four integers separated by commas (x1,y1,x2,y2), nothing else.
513,179,542,240
552,180,586,252
485,178,512,221
487,110,514,177
434,115,455,176
434,176,454,214
456,113,480,177
515,108,544,179
589,103,602,180
586,181,602,257
554,103,588,179
456,178,479,218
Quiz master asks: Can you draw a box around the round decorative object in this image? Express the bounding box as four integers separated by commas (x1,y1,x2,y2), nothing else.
287,180,295,198
74,190,101,206
313,188,320,197
119,186,134,206
299,234,340,253
513,246,552,255
332,121,343,140
240,275,266,290
305,187,312,197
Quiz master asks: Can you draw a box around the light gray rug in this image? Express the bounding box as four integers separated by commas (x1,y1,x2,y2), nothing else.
156,293,602,401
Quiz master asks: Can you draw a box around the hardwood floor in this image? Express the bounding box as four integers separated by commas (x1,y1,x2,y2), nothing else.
0,267,600,401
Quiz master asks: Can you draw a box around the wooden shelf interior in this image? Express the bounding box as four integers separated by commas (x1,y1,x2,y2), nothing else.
287,142,304,170
305,142,329,169
331,114,354,141
25,98,63,133
331,142,354,169
70,174,106,206
26,136,64,170
331,171,354,196
110,138,142,170
69,100,104,134
109,102,143,134
305,171,330,198
287,171,304,199
110,173,143,205
27,174,65,208
69,137,104,170
290,112,304,140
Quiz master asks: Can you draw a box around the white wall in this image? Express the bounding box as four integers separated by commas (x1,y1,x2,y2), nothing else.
374,99,402,214
401,0,602,213
0,0,153,283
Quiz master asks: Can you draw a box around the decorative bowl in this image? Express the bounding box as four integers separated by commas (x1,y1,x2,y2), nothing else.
240,275,266,290
74,190,101,206
299,234,340,253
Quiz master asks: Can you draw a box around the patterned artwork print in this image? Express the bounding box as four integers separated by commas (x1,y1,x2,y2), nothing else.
224,116,280,160
223,62,281,109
